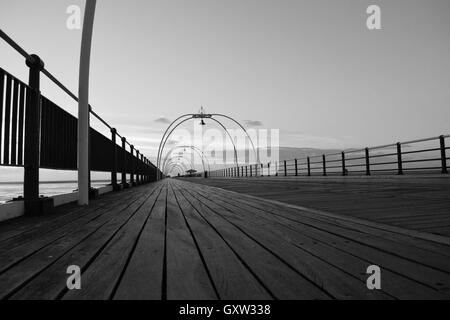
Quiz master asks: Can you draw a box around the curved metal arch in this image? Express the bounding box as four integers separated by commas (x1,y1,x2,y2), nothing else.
157,117,239,179
166,164,185,176
163,156,193,175
209,118,238,169
162,147,204,174
212,113,258,163
161,145,210,175
163,158,192,174
156,114,194,173
165,162,189,177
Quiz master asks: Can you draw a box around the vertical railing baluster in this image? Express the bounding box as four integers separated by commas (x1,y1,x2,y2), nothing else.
121,137,128,188
130,145,135,186
307,157,311,176
365,148,371,176
111,128,118,189
440,135,447,174
136,150,140,185
284,160,287,176
295,158,298,176
322,155,326,176
341,152,346,176
397,142,403,175
268,162,270,177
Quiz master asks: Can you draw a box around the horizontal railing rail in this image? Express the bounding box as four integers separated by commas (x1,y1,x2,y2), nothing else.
1,29,161,213
208,135,449,178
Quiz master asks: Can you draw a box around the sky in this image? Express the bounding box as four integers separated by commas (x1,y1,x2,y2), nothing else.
1,0,449,180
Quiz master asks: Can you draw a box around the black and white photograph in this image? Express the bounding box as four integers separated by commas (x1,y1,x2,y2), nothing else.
0,0,450,309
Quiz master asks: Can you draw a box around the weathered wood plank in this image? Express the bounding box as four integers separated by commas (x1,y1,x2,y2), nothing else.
164,185,217,299
170,181,272,300
113,184,167,300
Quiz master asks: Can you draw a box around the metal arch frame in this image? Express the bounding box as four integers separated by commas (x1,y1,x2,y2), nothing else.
163,157,192,174
162,147,205,174
157,116,239,179
161,145,211,175
163,156,193,175
166,164,185,176
212,113,258,163
156,114,195,173
164,160,190,176
165,162,190,176
209,118,238,169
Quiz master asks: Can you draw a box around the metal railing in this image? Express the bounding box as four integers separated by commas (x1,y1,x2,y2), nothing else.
0,29,160,213
208,135,449,178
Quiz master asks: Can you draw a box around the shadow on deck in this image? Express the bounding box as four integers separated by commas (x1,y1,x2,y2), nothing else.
0,178,449,300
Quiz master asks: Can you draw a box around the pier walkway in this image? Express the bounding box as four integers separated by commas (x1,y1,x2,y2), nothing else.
0,178,449,300
191,176,450,237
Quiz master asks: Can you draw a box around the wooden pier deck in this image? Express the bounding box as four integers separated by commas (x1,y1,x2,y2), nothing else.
0,178,449,300
191,176,450,237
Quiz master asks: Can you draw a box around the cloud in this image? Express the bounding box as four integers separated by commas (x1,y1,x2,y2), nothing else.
244,120,263,127
154,116,171,124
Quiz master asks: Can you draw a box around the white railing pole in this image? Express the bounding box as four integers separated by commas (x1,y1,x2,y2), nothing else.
78,0,96,205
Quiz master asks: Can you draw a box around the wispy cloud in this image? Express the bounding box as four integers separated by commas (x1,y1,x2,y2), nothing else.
154,116,171,124
244,120,263,127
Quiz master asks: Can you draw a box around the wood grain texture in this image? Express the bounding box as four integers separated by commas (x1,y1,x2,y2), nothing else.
0,179,449,300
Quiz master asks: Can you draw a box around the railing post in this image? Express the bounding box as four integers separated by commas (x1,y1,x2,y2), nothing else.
23,54,53,214
121,137,129,188
245,166,248,177
322,155,326,176
397,142,403,175
295,159,298,176
307,157,311,176
141,154,144,183
261,164,263,177
268,162,270,177
111,128,120,190
250,165,252,177
130,145,135,186
440,135,448,174
341,152,346,176
284,160,287,176
365,148,371,176
136,150,140,185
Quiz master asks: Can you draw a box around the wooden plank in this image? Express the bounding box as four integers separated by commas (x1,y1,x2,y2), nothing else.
17,83,25,165
113,184,167,300
0,70,4,158
0,185,159,299
3,75,11,164
9,183,161,300
177,180,389,300
62,184,162,300
169,181,272,299
171,182,330,299
164,185,217,299
184,181,450,296
10,80,18,165
189,180,450,258
184,182,448,299
0,187,145,273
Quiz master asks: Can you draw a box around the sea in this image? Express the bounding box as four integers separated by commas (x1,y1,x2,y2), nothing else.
0,180,110,204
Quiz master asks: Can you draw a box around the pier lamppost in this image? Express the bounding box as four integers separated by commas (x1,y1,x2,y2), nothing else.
156,108,258,180
78,0,96,205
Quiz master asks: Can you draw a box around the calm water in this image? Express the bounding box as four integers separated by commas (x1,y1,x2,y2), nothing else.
0,181,110,204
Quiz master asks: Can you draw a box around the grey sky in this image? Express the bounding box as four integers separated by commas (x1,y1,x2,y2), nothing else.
1,0,450,179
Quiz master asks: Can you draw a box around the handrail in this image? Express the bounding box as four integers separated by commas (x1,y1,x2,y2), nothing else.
0,28,146,159
209,134,449,178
